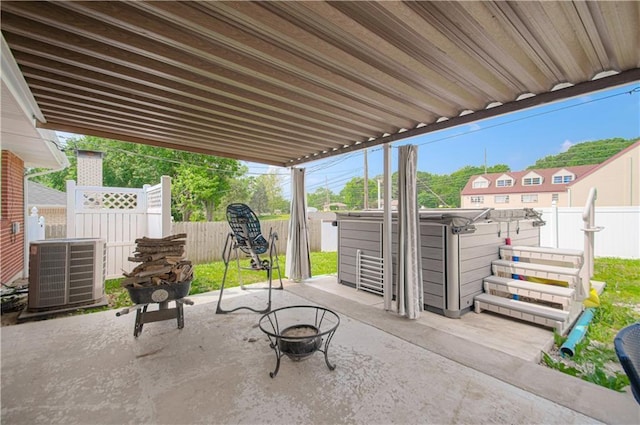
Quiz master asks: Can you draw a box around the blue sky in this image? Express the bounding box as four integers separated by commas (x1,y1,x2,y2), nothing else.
248,81,639,198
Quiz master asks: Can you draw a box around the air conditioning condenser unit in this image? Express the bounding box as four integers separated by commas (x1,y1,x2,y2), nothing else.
27,238,106,312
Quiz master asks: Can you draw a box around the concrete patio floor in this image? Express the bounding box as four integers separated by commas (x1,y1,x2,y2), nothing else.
1,277,638,424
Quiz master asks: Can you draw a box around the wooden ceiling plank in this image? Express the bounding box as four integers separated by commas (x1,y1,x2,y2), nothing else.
594,2,640,70
184,1,444,120
7,43,369,142
19,60,348,146
0,16,380,137
36,97,326,153
40,112,294,164
267,1,477,111
515,2,590,83
559,1,609,74
443,2,554,93
36,96,338,153
366,1,516,103
37,121,289,167
2,0,401,132
61,0,415,129
25,71,345,148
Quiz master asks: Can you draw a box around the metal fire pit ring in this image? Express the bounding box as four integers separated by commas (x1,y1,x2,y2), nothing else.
259,305,340,378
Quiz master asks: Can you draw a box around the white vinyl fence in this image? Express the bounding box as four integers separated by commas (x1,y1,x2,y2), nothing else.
66,177,171,279
538,206,640,259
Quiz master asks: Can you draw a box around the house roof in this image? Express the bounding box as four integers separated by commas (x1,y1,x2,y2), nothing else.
1,37,69,169
461,165,598,195
566,140,640,187
27,180,66,207
1,1,638,167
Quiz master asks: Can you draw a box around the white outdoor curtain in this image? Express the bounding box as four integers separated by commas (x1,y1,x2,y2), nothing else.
397,145,423,319
286,167,311,281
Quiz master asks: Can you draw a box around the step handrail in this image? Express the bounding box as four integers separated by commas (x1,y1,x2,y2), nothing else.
580,187,603,300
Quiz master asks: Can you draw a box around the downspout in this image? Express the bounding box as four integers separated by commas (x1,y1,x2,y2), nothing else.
23,164,68,278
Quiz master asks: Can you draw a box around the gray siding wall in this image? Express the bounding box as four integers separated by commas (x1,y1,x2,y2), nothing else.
420,224,445,310
338,219,382,287
457,220,539,310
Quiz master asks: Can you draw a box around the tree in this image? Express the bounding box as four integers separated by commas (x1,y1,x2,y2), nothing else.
340,177,377,209
172,158,241,221
527,138,635,169
307,187,337,210
30,136,244,221
249,177,269,215
216,172,251,220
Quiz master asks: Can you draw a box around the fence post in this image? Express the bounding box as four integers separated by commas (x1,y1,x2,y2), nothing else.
161,176,172,237
66,180,76,238
551,200,558,248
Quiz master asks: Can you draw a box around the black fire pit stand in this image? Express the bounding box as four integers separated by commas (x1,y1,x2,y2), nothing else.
259,305,340,378
117,298,194,337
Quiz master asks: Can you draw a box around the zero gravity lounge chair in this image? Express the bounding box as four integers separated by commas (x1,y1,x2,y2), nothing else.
216,203,283,314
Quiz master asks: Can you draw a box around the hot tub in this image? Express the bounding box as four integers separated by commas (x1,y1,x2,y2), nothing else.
336,208,544,317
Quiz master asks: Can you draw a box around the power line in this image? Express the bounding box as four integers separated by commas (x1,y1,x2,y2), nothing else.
414,86,639,148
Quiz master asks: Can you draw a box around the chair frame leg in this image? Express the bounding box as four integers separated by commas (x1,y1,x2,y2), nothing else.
216,232,283,314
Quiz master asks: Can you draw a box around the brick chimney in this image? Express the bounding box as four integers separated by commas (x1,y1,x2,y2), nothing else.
76,150,104,186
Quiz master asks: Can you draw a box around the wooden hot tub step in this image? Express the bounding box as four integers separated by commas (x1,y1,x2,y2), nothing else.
483,276,575,309
491,259,580,287
500,245,583,268
474,293,570,334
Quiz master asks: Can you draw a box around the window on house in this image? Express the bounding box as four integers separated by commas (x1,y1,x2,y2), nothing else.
523,177,542,186
496,179,513,187
472,180,488,188
553,175,573,184
495,195,509,204
521,194,538,203
470,196,484,204
552,193,559,202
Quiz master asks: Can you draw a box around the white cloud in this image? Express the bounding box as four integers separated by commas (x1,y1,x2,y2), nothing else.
560,140,573,152
468,123,481,131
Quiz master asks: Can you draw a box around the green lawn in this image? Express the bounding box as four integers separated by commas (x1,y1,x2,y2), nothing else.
105,251,337,309
542,257,640,391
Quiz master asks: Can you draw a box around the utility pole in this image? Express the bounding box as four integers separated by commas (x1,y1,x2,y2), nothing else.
363,149,369,210
484,148,487,174
325,176,329,210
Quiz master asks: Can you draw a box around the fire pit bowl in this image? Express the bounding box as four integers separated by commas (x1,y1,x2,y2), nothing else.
125,279,192,305
259,305,340,378
279,324,322,360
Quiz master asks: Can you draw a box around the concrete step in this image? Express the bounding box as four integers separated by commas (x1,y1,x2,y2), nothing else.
483,276,575,310
491,259,580,287
500,245,583,268
474,293,570,334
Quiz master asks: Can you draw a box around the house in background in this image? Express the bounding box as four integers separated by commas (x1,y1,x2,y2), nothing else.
461,140,639,209
27,181,66,226
564,140,639,207
1,36,69,285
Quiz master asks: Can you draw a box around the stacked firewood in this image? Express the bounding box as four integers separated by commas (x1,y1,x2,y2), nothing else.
121,233,193,288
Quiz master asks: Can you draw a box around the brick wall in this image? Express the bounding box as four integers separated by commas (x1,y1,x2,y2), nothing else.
1,151,25,284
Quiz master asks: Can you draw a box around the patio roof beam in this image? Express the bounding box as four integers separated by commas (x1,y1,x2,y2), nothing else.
287,68,640,166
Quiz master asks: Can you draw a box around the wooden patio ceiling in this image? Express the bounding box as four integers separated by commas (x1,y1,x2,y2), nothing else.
1,1,638,167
